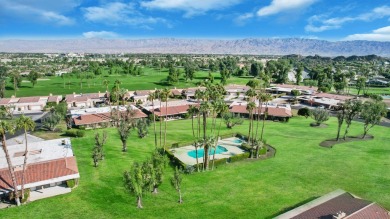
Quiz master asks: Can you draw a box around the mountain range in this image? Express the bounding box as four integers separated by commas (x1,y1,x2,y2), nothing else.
1,38,390,57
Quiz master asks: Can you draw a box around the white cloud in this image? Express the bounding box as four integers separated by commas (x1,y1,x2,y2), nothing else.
306,5,390,32
0,0,77,25
257,0,317,17
140,0,242,17
234,13,254,25
83,31,118,38
83,2,169,28
344,26,390,41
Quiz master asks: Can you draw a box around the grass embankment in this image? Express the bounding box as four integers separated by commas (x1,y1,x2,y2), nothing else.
5,68,250,97
0,117,389,218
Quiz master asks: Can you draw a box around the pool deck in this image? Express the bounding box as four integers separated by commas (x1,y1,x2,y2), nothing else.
170,137,246,165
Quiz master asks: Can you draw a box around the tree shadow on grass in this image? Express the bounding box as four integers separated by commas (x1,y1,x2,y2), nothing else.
319,135,374,148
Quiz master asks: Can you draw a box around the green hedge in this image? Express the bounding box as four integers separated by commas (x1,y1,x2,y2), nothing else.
230,152,250,162
65,130,85,138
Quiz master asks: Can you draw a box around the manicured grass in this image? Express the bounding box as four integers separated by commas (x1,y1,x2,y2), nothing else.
348,86,390,95
0,117,389,218
5,68,250,97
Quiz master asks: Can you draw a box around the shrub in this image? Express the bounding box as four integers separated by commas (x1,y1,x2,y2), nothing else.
78,125,86,130
66,179,78,188
291,90,300,96
298,107,310,118
230,152,250,162
213,158,228,167
310,108,329,125
65,130,77,137
76,130,85,137
21,189,30,203
183,165,195,174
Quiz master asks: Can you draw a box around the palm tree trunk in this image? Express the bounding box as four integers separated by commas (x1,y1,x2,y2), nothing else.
21,129,29,201
203,112,208,170
122,140,127,152
195,144,199,172
260,104,268,140
159,100,162,149
152,99,157,148
1,135,21,206
212,118,223,170
164,100,168,148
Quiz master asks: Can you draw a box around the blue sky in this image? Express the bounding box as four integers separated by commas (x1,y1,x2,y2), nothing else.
1,0,390,41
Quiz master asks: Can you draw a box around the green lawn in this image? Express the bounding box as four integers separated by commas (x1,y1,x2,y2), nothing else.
348,86,390,95
0,117,389,218
6,68,250,97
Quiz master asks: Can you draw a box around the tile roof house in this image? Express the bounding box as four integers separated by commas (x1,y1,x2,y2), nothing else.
0,96,51,112
229,104,292,118
72,106,147,129
0,138,80,200
66,94,94,109
275,189,390,219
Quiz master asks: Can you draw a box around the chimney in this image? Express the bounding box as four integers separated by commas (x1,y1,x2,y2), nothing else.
333,211,346,219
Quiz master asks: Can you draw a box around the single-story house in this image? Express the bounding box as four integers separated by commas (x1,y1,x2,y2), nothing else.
72,106,147,129
183,87,206,100
0,137,79,201
229,104,292,120
0,96,48,112
66,94,94,108
275,189,390,219
224,84,249,96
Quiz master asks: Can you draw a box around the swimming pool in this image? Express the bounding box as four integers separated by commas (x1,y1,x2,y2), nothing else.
382,95,390,99
187,145,228,158
232,139,243,144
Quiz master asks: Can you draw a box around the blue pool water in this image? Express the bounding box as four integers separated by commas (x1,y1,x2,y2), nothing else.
382,95,390,99
232,139,243,144
188,145,228,158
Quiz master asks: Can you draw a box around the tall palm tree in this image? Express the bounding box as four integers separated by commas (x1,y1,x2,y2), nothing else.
246,101,256,158
211,100,229,170
162,88,171,148
260,94,273,141
194,89,203,139
155,89,163,148
114,79,121,126
0,121,21,206
16,115,35,200
147,91,157,148
188,105,198,139
199,101,211,170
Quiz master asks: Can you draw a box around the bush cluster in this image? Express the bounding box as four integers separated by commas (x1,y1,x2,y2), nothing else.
65,129,85,137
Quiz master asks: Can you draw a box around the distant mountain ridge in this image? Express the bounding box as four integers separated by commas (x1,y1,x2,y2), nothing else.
1,38,390,57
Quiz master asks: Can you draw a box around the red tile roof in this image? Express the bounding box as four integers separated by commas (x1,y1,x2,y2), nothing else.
73,110,147,126
291,193,371,219
0,98,11,105
348,203,390,219
18,97,40,103
229,105,292,117
153,105,192,117
0,157,79,191
135,90,150,96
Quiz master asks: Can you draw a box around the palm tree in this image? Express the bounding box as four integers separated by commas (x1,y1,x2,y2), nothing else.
246,101,256,158
162,88,171,148
194,89,203,139
16,115,35,200
118,88,128,106
188,105,198,139
147,91,157,148
155,89,163,149
211,101,229,170
199,101,211,170
260,93,273,141
0,120,21,206
114,79,121,126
